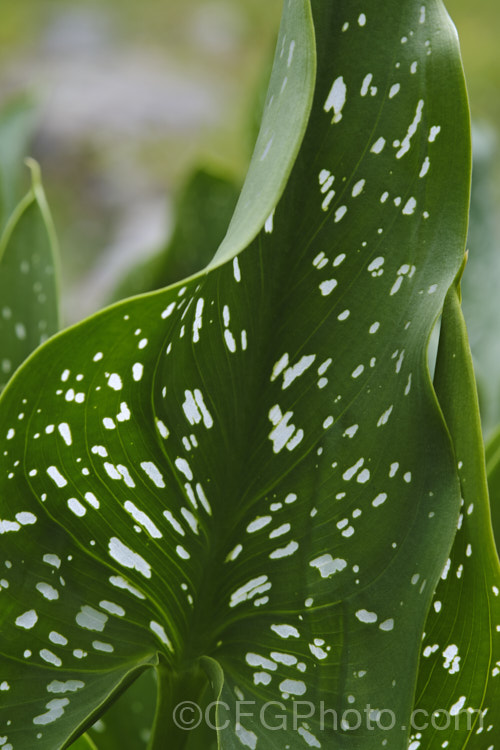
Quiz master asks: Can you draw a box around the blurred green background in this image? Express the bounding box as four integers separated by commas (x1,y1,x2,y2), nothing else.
0,0,498,324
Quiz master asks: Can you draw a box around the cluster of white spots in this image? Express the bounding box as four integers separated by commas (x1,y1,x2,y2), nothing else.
367,257,384,277
402,197,417,216
268,405,304,453
271,353,289,382
107,373,122,392
182,389,213,429
343,457,365,481
310,554,347,578
309,638,328,660
281,354,316,389
443,644,460,674
396,100,424,158
124,501,162,538
319,278,338,296
319,170,336,212
269,541,299,560
36,582,59,601
312,251,328,270
441,558,451,580
75,605,108,632
221,304,238,353
280,678,307,697
324,76,347,124
429,125,441,142
109,575,145,600
15,609,38,629
47,680,85,694
343,424,359,438
33,698,70,725
108,537,151,579
360,74,372,97
230,576,271,608
116,402,131,422
192,298,204,343
141,461,166,488
390,263,415,295
0,511,37,534
40,649,62,667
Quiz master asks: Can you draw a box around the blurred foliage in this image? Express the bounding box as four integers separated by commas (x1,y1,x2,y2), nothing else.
0,96,37,230
462,126,500,435
109,168,239,301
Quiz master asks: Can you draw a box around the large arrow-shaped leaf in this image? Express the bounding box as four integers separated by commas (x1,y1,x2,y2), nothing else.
0,1,471,748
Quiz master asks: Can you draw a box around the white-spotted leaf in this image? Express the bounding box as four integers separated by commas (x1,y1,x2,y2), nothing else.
0,1,473,748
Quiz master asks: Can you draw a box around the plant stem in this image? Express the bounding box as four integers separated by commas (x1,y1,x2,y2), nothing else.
148,660,209,750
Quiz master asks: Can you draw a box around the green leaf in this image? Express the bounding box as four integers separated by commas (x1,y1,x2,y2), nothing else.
69,734,98,750
109,169,239,303
209,0,315,266
0,160,60,393
486,425,500,552
0,1,471,748
413,267,500,746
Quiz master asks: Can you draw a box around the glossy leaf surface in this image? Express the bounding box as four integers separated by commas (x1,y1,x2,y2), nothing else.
0,1,472,748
